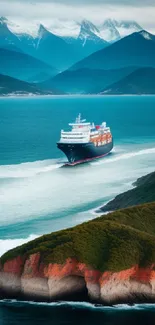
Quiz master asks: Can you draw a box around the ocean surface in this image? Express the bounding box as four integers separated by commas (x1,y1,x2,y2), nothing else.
0,95,155,324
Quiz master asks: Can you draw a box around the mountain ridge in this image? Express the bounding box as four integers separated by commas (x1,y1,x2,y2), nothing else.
70,30,155,71
41,66,137,94
0,47,58,81
101,67,155,95
0,73,47,96
2,16,144,41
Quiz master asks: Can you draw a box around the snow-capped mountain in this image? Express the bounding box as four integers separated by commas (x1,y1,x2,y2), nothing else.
0,16,37,57
63,20,108,61
76,19,108,55
77,18,143,43
65,20,108,60
0,17,21,50
99,19,121,42
139,30,155,42
78,20,101,42
98,19,143,42
0,16,144,44
112,20,143,38
4,17,39,38
70,29,155,72
35,24,81,70
0,16,150,73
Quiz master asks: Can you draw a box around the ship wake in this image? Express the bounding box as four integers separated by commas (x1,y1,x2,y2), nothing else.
91,147,155,166
0,159,64,179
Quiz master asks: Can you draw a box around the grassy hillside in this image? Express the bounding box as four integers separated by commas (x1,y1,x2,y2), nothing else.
1,202,155,273
100,171,155,212
101,67,155,94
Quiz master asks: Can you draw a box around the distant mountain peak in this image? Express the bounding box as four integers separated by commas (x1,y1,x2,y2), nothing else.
38,24,64,41
110,19,143,38
80,19,100,34
102,18,116,27
113,20,142,31
139,30,155,41
38,24,48,37
0,16,21,49
78,19,105,45
99,19,120,42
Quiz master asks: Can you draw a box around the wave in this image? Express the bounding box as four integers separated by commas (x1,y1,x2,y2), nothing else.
0,234,38,257
0,159,64,179
91,147,155,166
0,299,155,311
1,146,155,179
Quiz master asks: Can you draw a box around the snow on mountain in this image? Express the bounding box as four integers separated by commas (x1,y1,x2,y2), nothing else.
139,30,155,42
0,16,146,45
79,19,101,42
4,17,39,38
74,19,108,57
37,24,47,39
48,19,79,38
5,17,79,39
112,20,143,38
0,17,21,48
99,19,121,42
98,19,143,41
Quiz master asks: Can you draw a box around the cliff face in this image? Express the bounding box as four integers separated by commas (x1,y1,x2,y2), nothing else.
1,202,155,304
1,254,155,303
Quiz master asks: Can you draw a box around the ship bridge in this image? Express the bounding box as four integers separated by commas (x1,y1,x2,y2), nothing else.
59,114,91,144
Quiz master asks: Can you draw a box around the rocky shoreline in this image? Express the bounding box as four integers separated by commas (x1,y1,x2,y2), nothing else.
1,202,155,305
1,254,155,304
98,171,155,213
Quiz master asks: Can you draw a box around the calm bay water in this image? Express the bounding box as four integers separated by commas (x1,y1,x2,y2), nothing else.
0,95,155,324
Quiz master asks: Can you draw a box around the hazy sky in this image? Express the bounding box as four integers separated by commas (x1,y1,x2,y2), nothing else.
1,0,155,33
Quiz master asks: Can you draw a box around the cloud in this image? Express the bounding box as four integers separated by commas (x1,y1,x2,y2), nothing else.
2,0,155,5
0,0,155,34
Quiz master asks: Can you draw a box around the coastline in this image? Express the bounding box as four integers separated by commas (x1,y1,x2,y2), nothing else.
96,169,155,213
1,94,155,99
94,180,137,215
1,202,155,305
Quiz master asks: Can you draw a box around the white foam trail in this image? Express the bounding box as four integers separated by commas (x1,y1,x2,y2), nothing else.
0,234,38,257
91,147,155,166
0,159,63,178
0,143,155,229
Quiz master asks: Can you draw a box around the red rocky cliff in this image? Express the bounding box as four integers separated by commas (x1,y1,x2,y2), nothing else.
1,253,155,303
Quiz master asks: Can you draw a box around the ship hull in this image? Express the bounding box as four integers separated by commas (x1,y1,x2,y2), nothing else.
57,140,113,165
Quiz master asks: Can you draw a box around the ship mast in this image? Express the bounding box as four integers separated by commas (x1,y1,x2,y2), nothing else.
76,113,81,124
75,113,86,124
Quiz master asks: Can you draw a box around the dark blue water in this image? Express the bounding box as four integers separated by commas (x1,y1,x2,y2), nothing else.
0,95,155,324
1,301,155,325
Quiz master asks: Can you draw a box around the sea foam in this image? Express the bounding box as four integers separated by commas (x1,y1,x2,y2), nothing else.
0,234,38,257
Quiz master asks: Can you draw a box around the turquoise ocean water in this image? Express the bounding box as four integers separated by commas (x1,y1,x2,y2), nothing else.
0,95,155,324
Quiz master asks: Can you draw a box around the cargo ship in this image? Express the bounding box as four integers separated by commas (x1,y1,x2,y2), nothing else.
57,114,113,166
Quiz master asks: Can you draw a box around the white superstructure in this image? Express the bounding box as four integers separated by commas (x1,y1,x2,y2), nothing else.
59,114,111,145
59,114,91,144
